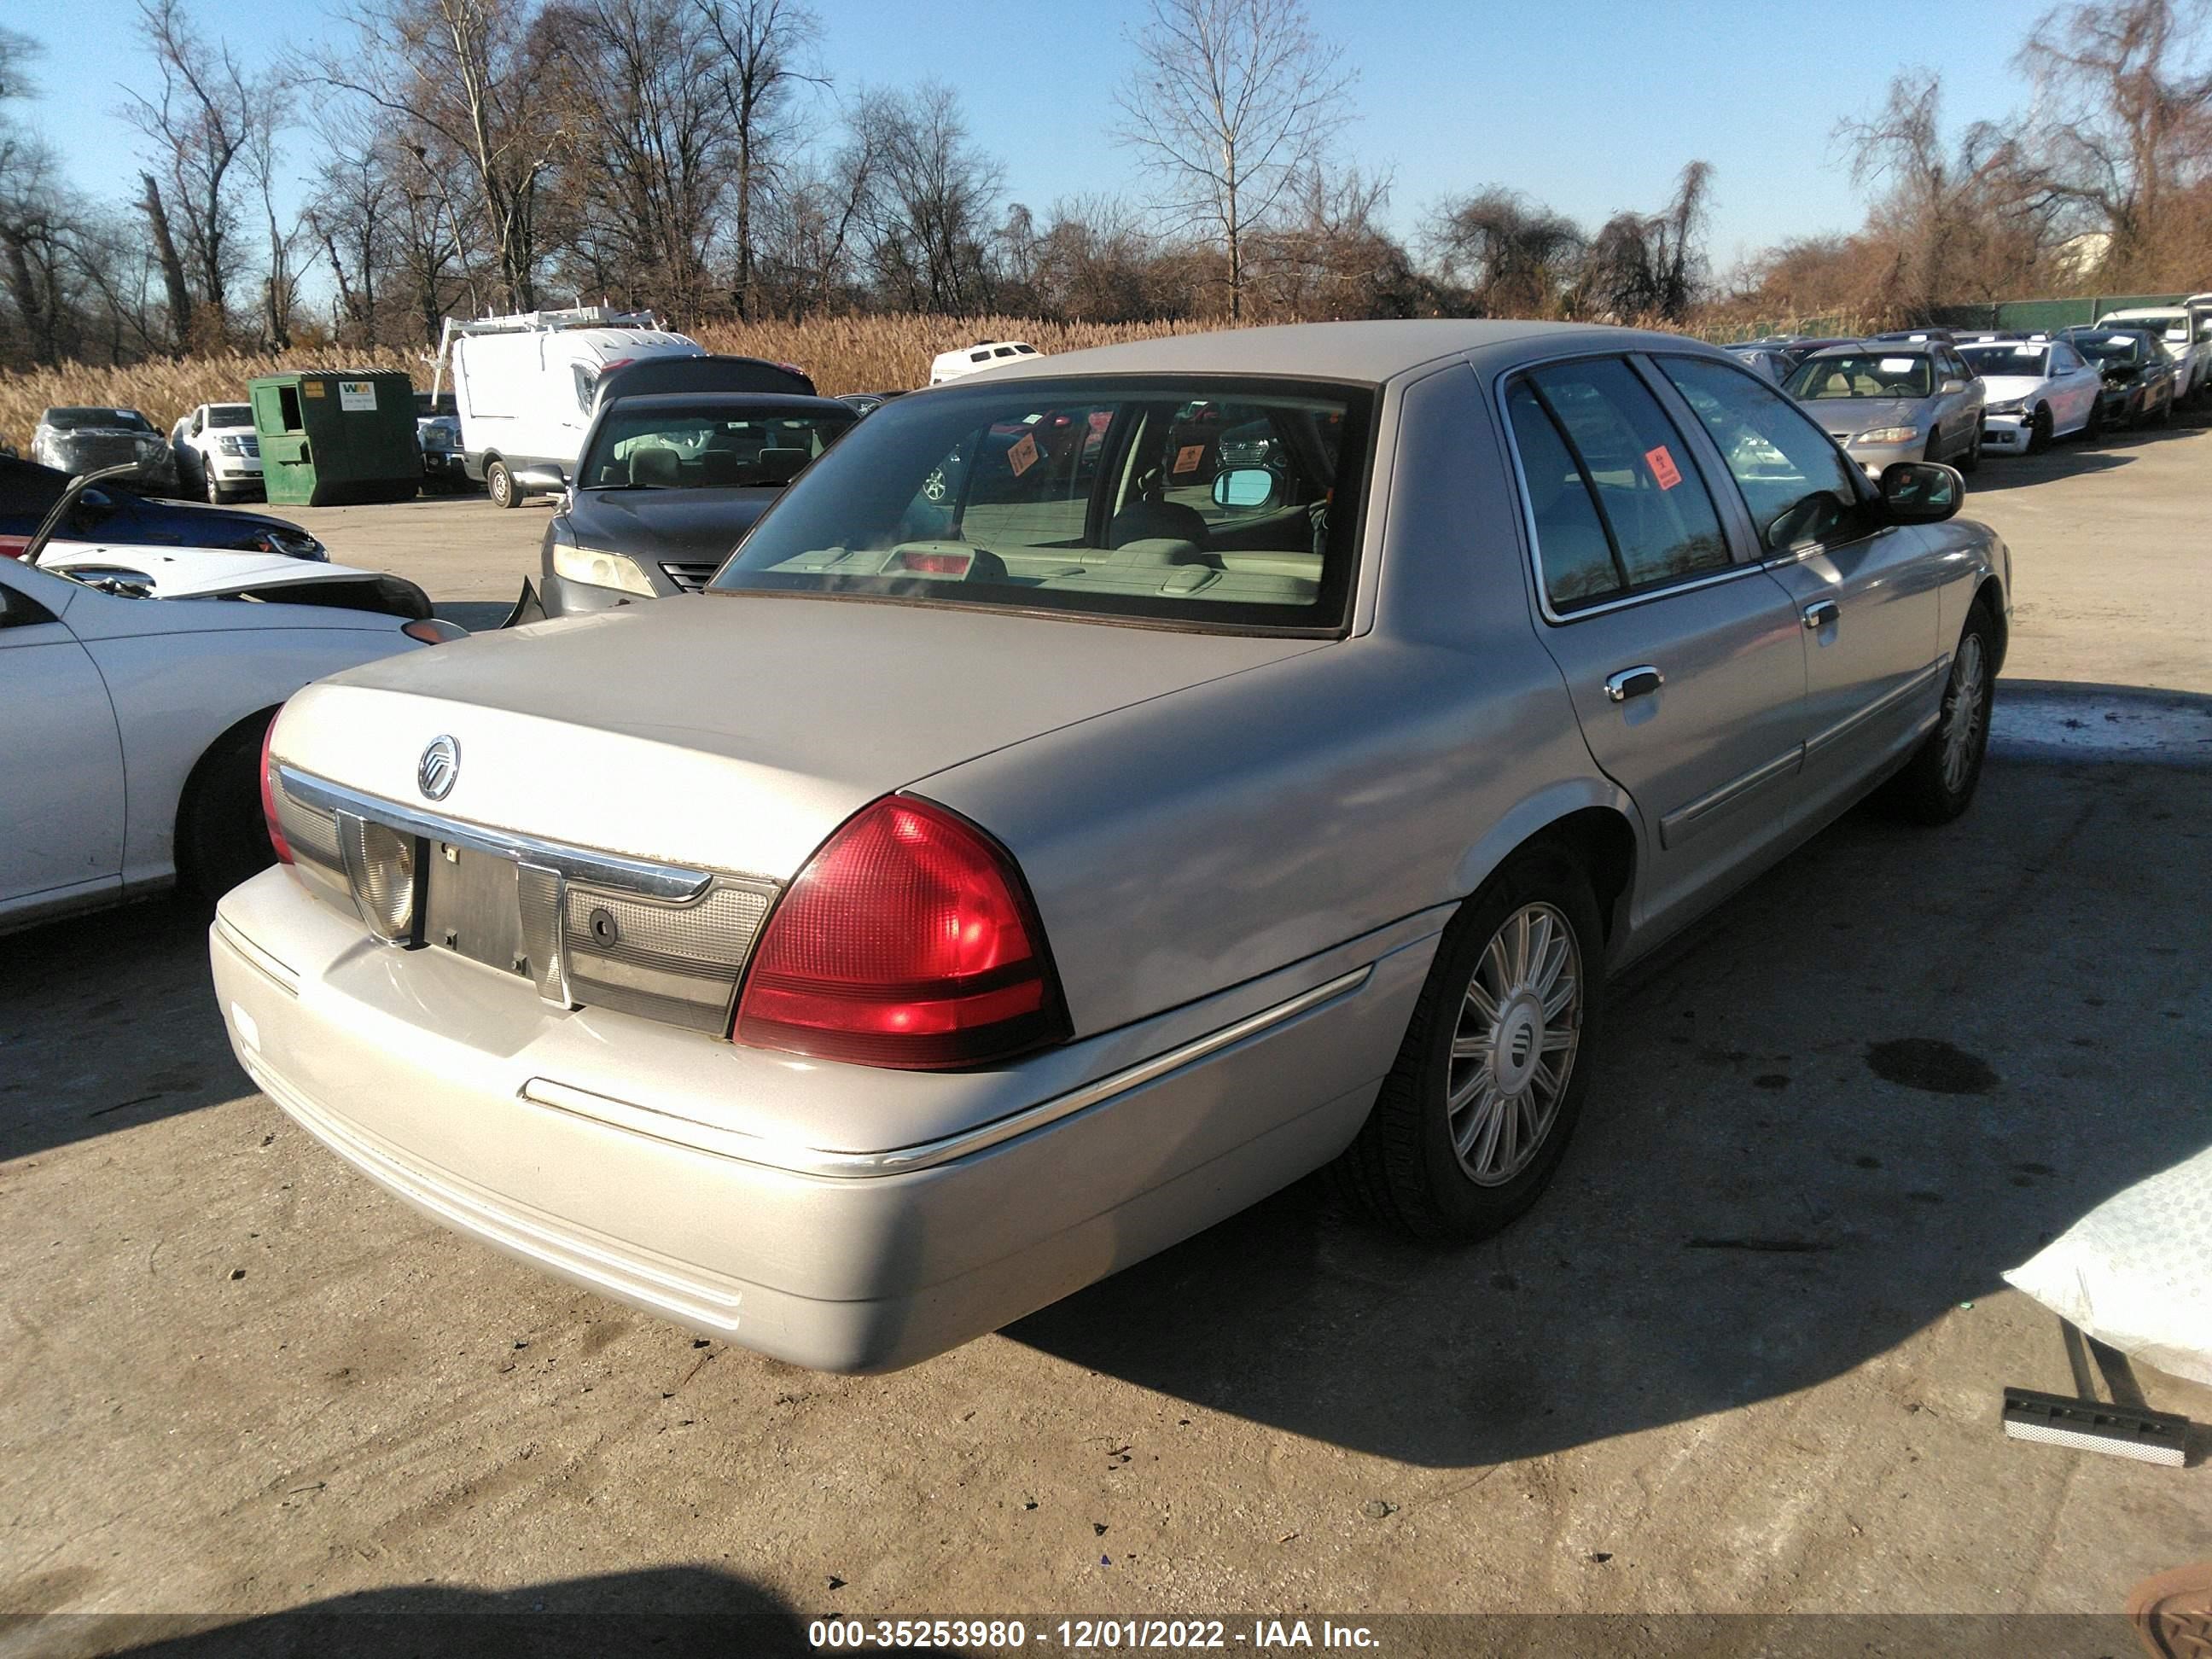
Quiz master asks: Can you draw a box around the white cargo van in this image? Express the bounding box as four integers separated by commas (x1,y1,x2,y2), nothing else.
439,308,703,507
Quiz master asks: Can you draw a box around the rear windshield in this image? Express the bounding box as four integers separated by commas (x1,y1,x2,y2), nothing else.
1784,354,1934,400
1959,345,2048,377
579,404,854,490
2068,333,2149,364
709,376,1373,633
43,408,153,432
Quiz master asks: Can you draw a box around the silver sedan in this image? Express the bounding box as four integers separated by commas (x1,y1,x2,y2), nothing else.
212,322,2010,1371
1784,344,1986,476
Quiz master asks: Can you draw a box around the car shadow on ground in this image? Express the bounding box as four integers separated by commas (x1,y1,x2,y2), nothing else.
0,896,243,1164
1009,749,2211,1468
1966,445,2134,493
38,1567,816,1656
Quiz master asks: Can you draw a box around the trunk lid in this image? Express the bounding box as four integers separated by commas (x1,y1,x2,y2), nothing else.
280,592,1324,881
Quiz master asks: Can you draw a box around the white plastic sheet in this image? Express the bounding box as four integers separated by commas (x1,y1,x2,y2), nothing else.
2003,1144,2212,1387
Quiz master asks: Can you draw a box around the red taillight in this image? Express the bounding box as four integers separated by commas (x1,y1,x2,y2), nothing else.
735,795,1068,1069
259,715,292,864
0,535,27,560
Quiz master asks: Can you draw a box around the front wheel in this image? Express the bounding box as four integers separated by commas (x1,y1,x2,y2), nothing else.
1337,847,1604,1242
177,714,281,904
2084,397,2106,440
486,457,521,509
1881,603,1996,825
1956,422,1982,474
2027,405,2053,454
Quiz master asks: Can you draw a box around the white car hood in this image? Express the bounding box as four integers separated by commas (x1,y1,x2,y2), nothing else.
37,541,381,600
1979,374,2052,402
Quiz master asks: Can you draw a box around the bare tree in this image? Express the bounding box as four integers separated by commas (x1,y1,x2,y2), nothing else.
1838,73,2054,311
2017,0,2212,281
1115,0,1353,322
693,0,823,317
307,0,568,311
847,84,1004,313
120,0,267,346
1580,160,1715,320
1423,188,1586,317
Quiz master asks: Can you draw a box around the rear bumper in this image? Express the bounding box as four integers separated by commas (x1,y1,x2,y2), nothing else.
210,868,1430,1371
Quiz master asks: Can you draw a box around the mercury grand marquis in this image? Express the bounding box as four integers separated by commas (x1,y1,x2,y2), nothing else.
210,321,2009,1371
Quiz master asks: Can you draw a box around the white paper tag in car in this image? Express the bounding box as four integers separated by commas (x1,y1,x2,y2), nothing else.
1878,358,1918,373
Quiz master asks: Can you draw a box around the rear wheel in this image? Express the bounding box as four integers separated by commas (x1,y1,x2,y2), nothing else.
1881,602,1996,825
486,457,520,509
1338,846,1604,1242
176,713,280,904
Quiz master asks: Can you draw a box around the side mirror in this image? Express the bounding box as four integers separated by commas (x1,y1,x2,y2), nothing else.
1941,377,1969,394
1877,461,1963,525
1212,467,1276,510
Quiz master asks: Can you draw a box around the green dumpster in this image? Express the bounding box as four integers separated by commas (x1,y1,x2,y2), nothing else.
248,370,422,506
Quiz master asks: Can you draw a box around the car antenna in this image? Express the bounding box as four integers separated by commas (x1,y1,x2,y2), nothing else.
21,463,141,568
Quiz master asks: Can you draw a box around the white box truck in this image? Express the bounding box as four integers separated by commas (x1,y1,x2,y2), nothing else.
437,308,703,508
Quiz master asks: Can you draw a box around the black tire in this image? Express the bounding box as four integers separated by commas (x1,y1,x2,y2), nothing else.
2084,397,2106,440
1880,602,1996,826
2027,405,2052,455
2156,391,2175,428
1956,422,1981,474
176,713,281,904
486,457,520,509
1336,845,1604,1243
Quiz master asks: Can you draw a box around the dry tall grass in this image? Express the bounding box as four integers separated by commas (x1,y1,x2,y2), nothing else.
7,308,1881,453
0,317,1201,452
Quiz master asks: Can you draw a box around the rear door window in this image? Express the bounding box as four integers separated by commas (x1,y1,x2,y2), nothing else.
1521,359,1732,595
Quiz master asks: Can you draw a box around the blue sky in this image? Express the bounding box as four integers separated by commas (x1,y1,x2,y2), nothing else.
17,0,2047,278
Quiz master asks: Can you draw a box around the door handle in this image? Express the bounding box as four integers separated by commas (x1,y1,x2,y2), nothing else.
1604,665,1664,703
1802,600,1840,632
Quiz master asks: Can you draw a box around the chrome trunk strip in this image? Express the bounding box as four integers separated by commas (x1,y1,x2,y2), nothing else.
521,965,1376,1179
276,765,719,900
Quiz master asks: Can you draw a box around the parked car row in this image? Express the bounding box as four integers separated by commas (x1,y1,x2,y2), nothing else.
1727,313,2202,472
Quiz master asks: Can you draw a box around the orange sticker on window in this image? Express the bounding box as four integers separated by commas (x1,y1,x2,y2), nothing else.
1005,431,1039,476
1173,443,1207,474
1645,445,1682,489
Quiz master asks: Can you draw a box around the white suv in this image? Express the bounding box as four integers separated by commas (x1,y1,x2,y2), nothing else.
170,402,264,504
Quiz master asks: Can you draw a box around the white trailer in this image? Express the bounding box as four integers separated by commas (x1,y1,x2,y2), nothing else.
434,308,703,507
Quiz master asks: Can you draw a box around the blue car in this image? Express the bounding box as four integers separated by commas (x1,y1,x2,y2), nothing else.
0,456,325,562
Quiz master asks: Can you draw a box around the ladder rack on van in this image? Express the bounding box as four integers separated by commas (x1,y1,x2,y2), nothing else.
429,307,667,399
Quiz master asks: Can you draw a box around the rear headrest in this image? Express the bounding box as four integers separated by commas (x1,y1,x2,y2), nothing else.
628,447,681,487
1110,498,1210,549
754,446,809,484
1109,537,1214,568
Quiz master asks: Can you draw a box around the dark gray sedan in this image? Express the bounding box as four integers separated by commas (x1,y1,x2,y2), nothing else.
220,321,2010,1371
539,392,855,614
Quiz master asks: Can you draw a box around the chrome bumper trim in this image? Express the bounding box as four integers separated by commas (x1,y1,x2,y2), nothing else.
521,965,1376,1180
276,765,722,900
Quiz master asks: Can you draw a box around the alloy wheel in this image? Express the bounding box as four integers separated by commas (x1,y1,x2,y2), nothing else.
1941,633,1988,794
1447,903,1583,1186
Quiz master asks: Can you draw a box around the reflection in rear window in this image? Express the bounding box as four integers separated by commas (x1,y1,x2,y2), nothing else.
710,377,1373,632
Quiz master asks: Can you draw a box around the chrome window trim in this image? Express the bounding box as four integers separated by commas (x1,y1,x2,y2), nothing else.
275,765,731,900
1491,346,1773,626
521,965,1375,1179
